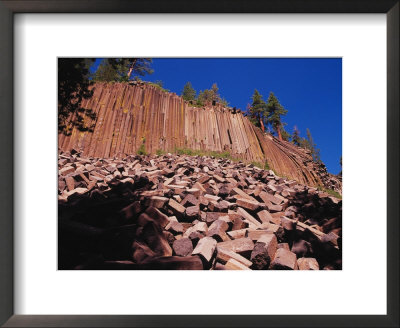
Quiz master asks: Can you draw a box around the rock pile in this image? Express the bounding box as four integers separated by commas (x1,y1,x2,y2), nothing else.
58,150,342,270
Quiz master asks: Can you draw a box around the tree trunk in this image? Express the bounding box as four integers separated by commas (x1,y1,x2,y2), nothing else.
127,59,138,80
259,117,265,132
276,124,282,141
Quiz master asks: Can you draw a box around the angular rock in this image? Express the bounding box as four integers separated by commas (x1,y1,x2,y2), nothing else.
192,236,217,262
250,234,278,269
145,206,170,228
237,207,262,227
146,196,168,209
225,258,251,270
173,238,193,257
217,238,254,258
257,209,274,224
185,205,200,220
216,247,252,267
270,248,298,270
168,198,186,218
297,257,319,270
236,198,260,211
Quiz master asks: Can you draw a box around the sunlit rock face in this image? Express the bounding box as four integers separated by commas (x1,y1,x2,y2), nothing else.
59,82,341,191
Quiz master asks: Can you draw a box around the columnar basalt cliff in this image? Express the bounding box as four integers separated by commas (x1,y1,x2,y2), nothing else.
59,82,340,190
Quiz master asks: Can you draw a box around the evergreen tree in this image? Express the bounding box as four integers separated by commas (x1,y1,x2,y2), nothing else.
182,82,196,101
93,59,119,82
280,124,291,141
58,58,96,135
197,89,213,105
292,126,301,146
266,92,288,140
93,58,153,82
306,128,321,162
211,83,220,103
249,89,267,130
299,137,310,149
220,98,229,107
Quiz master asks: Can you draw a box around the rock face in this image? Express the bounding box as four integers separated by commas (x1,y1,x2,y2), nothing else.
58,151,342,270
58,82,341,191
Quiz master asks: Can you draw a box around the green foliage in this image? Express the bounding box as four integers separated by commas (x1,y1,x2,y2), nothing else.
92,59,118,82
149,80,169,93
156,149,166,156
137,137,147,155
211,83,220,102
292,126,301,146
93,58,153,82
137,143,147,155
249,89,267,128
220,98,229,107
251,161,270,170
299,137,310,149
266,92,288,136
174,148,232,159
58,58,96,135
317,186,342,199
197,89,214,105
182,82,196,101
306,128,321,162
195,83,228,106
280,124,291,141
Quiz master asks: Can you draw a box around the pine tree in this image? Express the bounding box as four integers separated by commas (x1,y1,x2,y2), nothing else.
306,128,321,162
292,126,301,146
280,124,291,141
211,83,220,103
266,92,288,141
249,89,267,130
197,89,213,105
93,59,119,82
182,82,196,101
58,58,96,135
93,58,153,82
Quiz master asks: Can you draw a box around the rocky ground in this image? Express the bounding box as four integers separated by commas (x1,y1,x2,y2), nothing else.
58,150,342,270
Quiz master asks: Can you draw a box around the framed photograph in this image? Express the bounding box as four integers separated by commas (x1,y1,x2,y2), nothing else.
0,1,398,327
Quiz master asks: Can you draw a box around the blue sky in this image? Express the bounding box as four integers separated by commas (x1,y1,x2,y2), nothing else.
91,58,342,174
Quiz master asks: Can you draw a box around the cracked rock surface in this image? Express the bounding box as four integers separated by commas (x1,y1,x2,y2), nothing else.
59,150,342,270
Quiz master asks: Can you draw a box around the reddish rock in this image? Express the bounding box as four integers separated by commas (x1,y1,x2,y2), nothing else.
297,257,319,270
217,238,254,258
192,236,217,262
270,248,298,270
173,238,193,257
250,234,278,269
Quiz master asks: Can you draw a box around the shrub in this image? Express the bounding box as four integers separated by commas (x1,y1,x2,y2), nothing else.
137,143,147,155
317,186,342,199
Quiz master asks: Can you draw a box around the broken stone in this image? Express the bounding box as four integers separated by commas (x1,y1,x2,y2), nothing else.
297,257,319,270
237,207,262,227
270,248,298,270
65,176,75,191
192,236,217,262
217,238,254,258
225,258,251,270
173,238,193,257
146,196,168,208
250,234,278,269
256,209,274,224
216,248,253,267
236,198,260,211
185,205,200,220
168,198,186,218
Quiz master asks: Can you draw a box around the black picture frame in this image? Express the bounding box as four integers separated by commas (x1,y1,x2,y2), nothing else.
0,1,398,327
